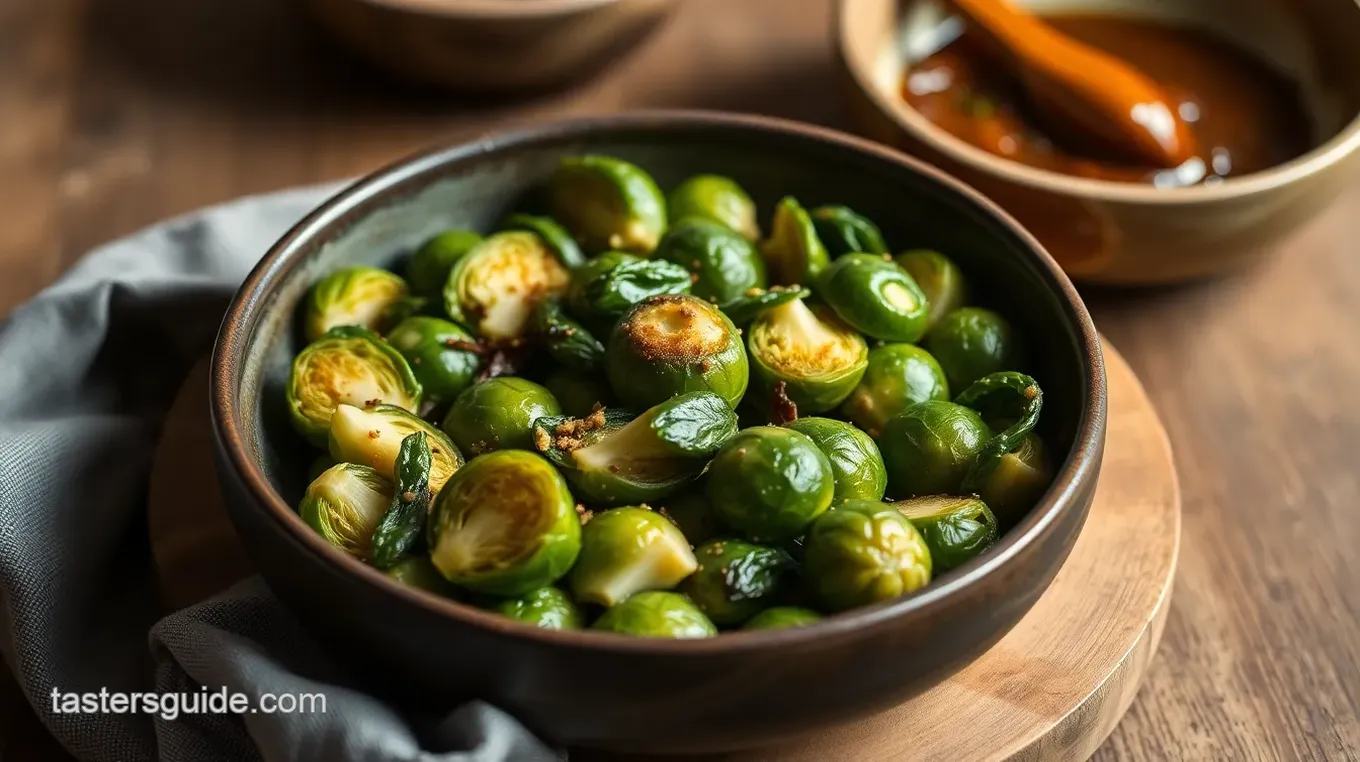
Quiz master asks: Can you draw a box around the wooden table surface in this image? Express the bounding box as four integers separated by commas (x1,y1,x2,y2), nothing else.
2,0,1357,759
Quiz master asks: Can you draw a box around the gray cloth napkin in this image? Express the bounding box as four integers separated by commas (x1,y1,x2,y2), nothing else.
0,185,563,762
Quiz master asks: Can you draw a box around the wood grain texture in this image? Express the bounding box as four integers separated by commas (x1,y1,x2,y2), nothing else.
0,0,1357,759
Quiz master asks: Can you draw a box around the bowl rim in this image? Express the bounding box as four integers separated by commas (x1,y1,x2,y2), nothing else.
210,109,1108,656
354,0,635,19
834,0,1360,206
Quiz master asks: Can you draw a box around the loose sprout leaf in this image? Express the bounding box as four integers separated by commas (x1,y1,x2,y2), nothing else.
810,204,889,257
532,299,605,371
587,258,693,316
648,391,739,457
720,285,812,326
956,372,1044,494
370,431,433,569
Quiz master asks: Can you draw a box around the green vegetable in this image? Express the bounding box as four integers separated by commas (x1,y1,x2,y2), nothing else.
955,372,1044,496
720,285,812,326
502,213,586,269
287,326,422,446
879,400,990,498
896,249,966,330
427,450,581,596
679,539,796,626
385,316,481,406
840,344,950,437
706,426,835,543
654,218,766,307
606,294,749,410
443,231,571,339
741,606,822,630
810,205,888,256
924,307,1019,390
328,403,463,494
759,196,829,287
490,587,583,630
299,463,393,559
818,253,930,343
542,367,615,417
405,229,482,296
747,298,868,414
569,506,698,606
667,174,761,241
303,266,410,342
531,299,605,371
894,495,998,573
656,487,723,546
369,432,433,568
785,417,887,503
803,499,932,611
384,556,462,598
441,377,561,456
548,155,667,255
979,433,1054,527
566,251,693,332
591,591,717,638
380,295,434,327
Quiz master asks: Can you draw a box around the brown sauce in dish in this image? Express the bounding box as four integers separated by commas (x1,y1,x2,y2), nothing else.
902,15,1315,186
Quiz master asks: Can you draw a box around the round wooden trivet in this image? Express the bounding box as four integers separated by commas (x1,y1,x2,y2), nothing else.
147,341,1180,761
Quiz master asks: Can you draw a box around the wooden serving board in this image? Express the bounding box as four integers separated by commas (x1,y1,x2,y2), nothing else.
147,341,1180,761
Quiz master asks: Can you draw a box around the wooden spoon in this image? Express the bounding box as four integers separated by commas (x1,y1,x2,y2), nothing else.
948,0,1197,168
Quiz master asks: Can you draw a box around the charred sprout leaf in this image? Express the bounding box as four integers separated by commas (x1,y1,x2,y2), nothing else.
923,307,1020,390
818,253,930,343
369,432,433,569
406,229,482,296
606,294,749,410
979,433,1054,527
769,381,799,426
720,285,812,327
443,231,570,340
896,249,967,331
502,213,587,269
668,174,761,241
810,205,889,257
489,586,584,630
569,506,698,606
785,417,887,503
706,426,834,543
287,326,422,446
841,343,950,437
299,463,393,559
441,377,561,456
567,252,693,329
680,539,796,626
747,298,868,414
742,606,822,630
532,299,605,371
591,591,717,638
654,218,766,307
804,500,932,612
894,495,998,573
385,316,481,407
879,400,990,498
956,372,1044,495
303,266,410,342
328,403,463,493
760,197,830,286
548,155,668,255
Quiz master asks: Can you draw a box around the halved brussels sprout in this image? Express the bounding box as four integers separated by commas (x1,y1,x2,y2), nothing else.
810,205,888,257
542,367,615,418
803,499,932,612
979,433,1054,527
385,316,481,406
328,403,463,493
566,251,693,333
443,231,570,340
741,606,822,630
531,299,605,371
606,294,749,410
895,495,999,573
818,253,930,343
502,213,586,269
299,463,393,559
955,372,1044,497
760,196,829,286
548,155,667,254
405,229,482,296
303,266,410,342
679,539,796,626
385,556,462,598
706,426,834,543
785,417,887,503
840,344,950,437
568,506,698,606
924,307,1019,391
720,285,812,327
287,326,422,446
747,298,868,414
656,487,723,546
591,591,717,638
441,377,561,456
427,450,580,597
896,249,966,331
490,587,583,630
668,174,761,241
534,391,737,505
654,218,766,307
879,400,990,498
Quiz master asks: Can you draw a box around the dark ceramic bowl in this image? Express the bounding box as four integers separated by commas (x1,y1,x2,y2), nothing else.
210,111,1107,754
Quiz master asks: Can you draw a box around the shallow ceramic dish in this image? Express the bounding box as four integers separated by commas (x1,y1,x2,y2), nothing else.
297,0,678,93
837,0,1360,284
209,111,1107,753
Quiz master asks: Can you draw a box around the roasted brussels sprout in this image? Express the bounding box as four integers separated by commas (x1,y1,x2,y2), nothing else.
720,285,812,327
924,307,1019,391
548,155,667,254
955,372,1044,496
896,249,966,331
534,392,738,505
654,218,766,307
656,487,723,546
569,506,698,606
542,367,615,417
977,433,1053,527
818,253,930,343
810,205,888,257
566,251,693,332
405,229,482,296
706,426,835,543
303,266,410,342
747,298,868,414
441,377,561,456
760,196,829,286
287,326,422,446
490,586,583,630
531,299,605,371
299,463,393,559
785,417,887,503
592,591,717,638
879,400,990,498
427,450,581,596
679,539,796,626
803,499,932,611
741,606,822,630
328,403,463,492
502,213,586,269
368,431,434,568
443,231,570,340
840,344,950,437
606,294,749,410
384,556,462,598
895,495,998,573
385,316,480,405
668,174,760,241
